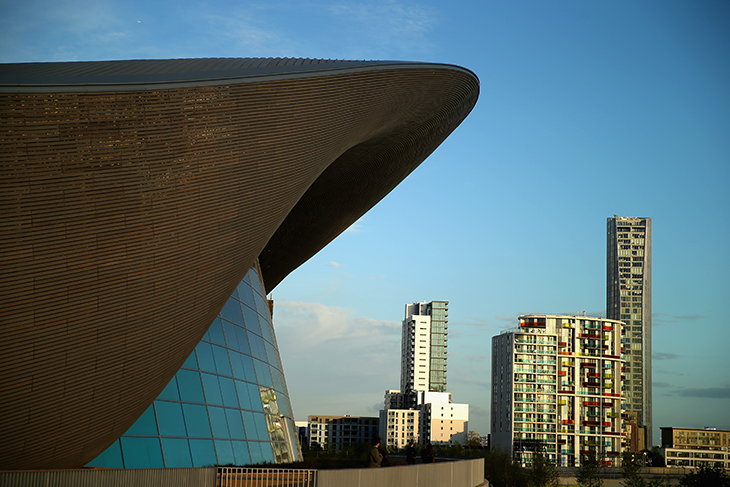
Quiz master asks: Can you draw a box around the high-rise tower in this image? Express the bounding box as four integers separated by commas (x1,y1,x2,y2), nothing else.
400,301,449,393
607,216,652,444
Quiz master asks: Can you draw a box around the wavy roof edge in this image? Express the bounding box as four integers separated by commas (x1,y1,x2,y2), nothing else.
0,57,477,91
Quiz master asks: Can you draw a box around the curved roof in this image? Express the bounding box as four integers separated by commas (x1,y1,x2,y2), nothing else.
0,58,479,469
0,56,474,90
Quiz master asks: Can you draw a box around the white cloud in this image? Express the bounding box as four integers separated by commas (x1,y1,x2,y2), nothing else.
273,301,401,419
326,261,343,268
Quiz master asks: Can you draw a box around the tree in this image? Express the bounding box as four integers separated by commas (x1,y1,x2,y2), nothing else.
483,447,527,487
621,451,645,487
678,464,730,487
576,454,603,487
527,450,559,487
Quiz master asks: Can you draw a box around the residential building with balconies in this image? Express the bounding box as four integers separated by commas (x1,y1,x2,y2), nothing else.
492,314,625,467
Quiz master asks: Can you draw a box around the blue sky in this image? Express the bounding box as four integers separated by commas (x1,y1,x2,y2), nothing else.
3,0,728,445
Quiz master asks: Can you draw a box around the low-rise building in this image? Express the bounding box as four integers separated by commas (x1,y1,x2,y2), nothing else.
379,409,420,449
661,427,729,468
307,415,379,450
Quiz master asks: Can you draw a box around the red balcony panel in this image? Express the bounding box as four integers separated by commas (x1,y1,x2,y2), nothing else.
558,342,566,347
602,402,613,407
562,420,575,425
603,326,613,331
558,439,566,444
559,390,574,394
583,401,600,406
583,420,600,426
603,422,611,426
584,382,600,387
558,351,571,355
587,373,600,378
558,371,567,376
581,362,596,367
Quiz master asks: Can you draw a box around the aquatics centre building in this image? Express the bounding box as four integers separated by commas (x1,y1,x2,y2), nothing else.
0,57,479,469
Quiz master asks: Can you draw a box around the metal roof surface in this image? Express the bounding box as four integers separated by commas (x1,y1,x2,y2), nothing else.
0,57,417,89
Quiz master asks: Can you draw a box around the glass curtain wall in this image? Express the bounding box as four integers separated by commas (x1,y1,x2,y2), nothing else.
88,264,300,468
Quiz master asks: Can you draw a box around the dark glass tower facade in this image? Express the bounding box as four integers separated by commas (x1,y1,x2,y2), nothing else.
607,216,652,444
88,264,300,468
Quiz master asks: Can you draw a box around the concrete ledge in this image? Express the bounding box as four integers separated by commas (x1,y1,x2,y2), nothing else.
316,458,484,487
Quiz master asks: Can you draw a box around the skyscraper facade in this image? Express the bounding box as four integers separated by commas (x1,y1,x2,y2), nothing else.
400,301,449,393
607,216,652,444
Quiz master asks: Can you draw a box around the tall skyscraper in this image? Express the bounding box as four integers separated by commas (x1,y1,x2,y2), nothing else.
607,216,652,444
400,301,449,393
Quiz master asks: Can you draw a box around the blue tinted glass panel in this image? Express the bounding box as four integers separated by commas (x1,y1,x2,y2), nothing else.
222,321,240,350
220,300,243,326
208,317,226,345
219,377,239,408
241,304,262,335
248,332,267,361
241,410,260,440
126,404,158,436
86,440,123,468
247,382,263,410
226,409,246,439
182,350,198,369
155,401,187,437
253,292,268,317
248,441,264,464
189,439,217,467
182,403,211,438
277,395,290,417
215,440,235,465
209,406,230,438
232,440,251,465
260,441,275,463
235,380,252,410
161,438,193,467
248,383,264,411
158,376,180,401
253,412,269,442
259,319,273,344
239,354,256,382
120,437,164,469
249,267,264,295
196,342,216,373
271,368,284,394
253,359,272,387
265,342,279,369
212,345,232,377
238,282,255,309
230,352,246,380
201,373,223,406
177,369,205,403
235,326,251,354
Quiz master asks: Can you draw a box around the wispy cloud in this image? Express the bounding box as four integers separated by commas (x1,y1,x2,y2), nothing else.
326,261,344,268
653,312,705,326
274,301,401,418
326,0,438,57
676,387,730,399
344,222,365,234
470,405,489,417
654,352,681,360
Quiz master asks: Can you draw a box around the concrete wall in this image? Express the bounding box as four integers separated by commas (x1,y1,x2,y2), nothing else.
0,468,216,487
316,458,484,487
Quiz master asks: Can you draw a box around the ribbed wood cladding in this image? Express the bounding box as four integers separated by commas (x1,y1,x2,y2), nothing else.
0,62,479,469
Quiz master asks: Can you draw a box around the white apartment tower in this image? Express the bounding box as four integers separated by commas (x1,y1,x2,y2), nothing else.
607,216,652,444
492,315,625,467
400,301,448,393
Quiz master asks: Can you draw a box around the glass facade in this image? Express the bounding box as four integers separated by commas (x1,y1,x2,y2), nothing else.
88,265,300,468
607,216,652,440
